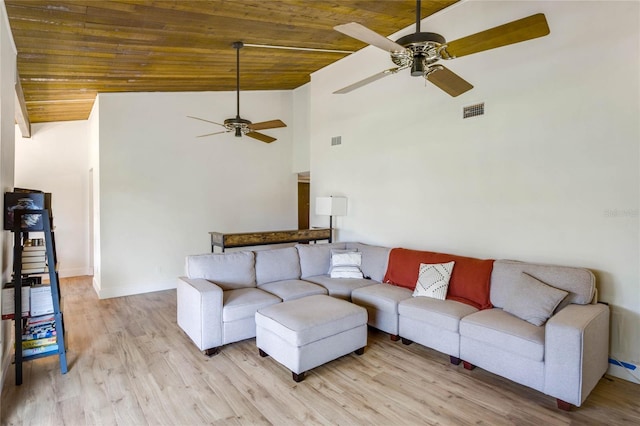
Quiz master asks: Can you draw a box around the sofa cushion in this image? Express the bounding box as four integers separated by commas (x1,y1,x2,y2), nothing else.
398,297,478,333
352,284,413,314
346,243,391,282
503,273,569,326
186,251,256,290
259,279,327,301
413,262,455,300
384,248,494,310
255,246,301,285
304,275,375,300
490,260,596,310
222,288,281,322
460,309,545,362
296,243,347,278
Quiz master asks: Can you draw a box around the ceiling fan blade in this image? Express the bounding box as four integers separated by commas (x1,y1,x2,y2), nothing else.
247,131,276,143
334,67,400,94
334,22,406,53
196,130,229,138
248,119,287,131
187,116,225,127
446,13,550,58
426,66,473,97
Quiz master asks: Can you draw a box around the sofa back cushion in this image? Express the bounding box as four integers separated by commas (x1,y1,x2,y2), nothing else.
255,246,301,285
185,251,256,290
383,248,494,310
490,260,595,311
296,243,347,278
346,242,391,283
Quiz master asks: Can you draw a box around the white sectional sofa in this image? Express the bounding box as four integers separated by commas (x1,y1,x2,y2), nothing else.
177,242,609,410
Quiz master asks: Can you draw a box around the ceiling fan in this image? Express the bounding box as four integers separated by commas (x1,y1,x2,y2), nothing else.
333,0,550,96
188,41,286,143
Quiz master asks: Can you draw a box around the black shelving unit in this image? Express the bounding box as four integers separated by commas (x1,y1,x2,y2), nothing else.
12,209,67,385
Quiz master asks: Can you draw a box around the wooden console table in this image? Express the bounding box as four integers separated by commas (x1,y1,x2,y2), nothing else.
209,228,332,252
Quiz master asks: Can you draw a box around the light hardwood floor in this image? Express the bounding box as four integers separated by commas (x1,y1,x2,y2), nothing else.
1,276,639,425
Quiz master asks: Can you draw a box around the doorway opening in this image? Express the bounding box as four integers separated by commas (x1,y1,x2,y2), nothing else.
297,172,310,230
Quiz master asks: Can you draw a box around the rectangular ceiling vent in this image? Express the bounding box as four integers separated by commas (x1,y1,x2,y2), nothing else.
463,102,485,119
331,136,342,146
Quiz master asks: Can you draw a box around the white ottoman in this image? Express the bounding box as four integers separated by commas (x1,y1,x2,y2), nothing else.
255,294,368,382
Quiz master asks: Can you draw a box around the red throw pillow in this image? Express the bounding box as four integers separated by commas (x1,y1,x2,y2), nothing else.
384,248,494,310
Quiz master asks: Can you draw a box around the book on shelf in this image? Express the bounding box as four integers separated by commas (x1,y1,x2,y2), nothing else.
1,285,30,320
21,266,49,275
22,252,46,259
24,317,55,328
26,313,56,326
30,285,54,316
22,269,47,275
22,344,58,357
22,336,57,349
23,321,56,336
23,246,46,252
22,328,56,341
24,318,55,331
22,260,46,268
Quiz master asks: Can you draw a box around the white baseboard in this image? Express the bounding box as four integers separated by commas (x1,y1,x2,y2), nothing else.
607,361,640,384
58,267,92,278
92,275,101,296
97,281,176,299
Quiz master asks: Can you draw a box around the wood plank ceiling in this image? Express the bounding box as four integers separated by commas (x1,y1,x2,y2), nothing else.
4,0,458,124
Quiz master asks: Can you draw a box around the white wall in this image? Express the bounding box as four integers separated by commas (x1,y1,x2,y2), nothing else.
309,1,639,380
0,0,16,393
94,90,297,298
0,0,14,280
292,83,310,173
14,121,91,278
88,98,100,293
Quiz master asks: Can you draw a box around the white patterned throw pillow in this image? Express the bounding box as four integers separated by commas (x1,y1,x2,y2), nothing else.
413,261,455,300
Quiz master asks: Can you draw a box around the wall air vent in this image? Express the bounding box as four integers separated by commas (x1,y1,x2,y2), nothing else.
331,136,342,146
463,102,485,119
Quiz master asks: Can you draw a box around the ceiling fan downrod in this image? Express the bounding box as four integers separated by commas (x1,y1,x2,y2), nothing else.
412,0,423,75
232,41,243,136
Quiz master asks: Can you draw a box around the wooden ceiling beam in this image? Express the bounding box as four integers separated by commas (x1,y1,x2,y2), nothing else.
14,68,31,138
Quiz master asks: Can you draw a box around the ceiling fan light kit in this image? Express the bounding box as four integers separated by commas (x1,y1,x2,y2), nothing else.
333,0,550,97
224,117,251,137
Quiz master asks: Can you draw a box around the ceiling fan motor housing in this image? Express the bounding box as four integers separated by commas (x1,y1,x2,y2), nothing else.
393,32,450,76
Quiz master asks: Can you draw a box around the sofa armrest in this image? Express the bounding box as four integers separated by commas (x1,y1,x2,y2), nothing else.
544,303,610,407
177,277,224,351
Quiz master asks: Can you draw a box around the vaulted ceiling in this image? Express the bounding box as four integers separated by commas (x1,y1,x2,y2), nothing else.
5,0,458,125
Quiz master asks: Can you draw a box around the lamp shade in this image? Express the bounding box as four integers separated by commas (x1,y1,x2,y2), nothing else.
316,196,347,216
